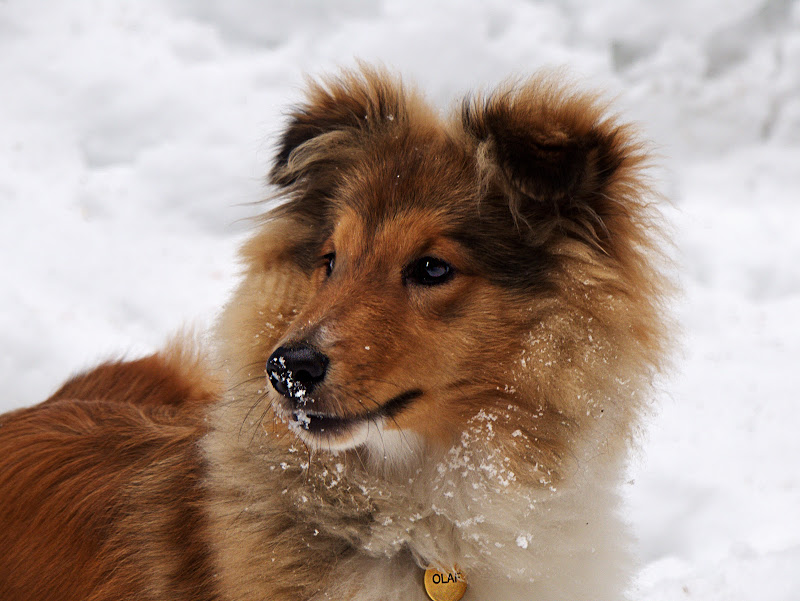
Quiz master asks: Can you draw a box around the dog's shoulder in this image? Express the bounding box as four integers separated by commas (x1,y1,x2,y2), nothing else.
46,337,220,409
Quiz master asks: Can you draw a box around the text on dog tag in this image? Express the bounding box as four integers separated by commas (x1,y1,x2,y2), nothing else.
423,567,467,601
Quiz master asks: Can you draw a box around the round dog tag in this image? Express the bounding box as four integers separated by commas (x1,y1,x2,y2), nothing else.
423,567,467,601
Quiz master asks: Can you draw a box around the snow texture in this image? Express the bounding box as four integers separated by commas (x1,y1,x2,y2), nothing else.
1,0,799,598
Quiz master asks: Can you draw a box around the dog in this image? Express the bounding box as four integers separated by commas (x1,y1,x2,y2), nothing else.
0,67,669,601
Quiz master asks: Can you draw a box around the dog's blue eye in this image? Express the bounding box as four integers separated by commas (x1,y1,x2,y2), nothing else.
406,257,453,286
323,253,335,277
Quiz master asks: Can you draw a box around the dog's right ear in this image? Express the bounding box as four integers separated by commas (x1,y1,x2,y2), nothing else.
269,68,406,188
460,77,650,256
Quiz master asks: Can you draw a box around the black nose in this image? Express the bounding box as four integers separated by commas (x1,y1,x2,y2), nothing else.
267,343,329,401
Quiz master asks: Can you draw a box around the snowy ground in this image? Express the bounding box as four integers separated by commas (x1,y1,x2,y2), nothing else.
1,0,798,598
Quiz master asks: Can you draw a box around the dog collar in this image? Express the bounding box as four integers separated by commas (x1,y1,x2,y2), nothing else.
423,566,467,601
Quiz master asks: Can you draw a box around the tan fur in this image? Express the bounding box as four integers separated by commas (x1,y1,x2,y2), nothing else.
0,67,670,600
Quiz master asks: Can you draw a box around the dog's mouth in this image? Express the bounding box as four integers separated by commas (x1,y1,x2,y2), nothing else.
284,388,422,447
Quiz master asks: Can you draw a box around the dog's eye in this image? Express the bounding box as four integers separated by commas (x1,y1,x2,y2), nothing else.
405,257,453,286
323,253,335,277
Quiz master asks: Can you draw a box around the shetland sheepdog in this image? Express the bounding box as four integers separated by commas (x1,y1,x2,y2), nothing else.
0,67,669,601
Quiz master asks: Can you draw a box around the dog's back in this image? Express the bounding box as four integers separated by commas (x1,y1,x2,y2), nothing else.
0,348,219,601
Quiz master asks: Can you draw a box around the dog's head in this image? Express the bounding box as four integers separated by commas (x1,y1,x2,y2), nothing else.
219,68,666,468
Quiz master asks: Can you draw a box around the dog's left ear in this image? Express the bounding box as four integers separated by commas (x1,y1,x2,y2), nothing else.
461,79,647,249
269,67,406,189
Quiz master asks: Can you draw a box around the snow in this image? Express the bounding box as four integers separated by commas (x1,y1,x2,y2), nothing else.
1,0,799,598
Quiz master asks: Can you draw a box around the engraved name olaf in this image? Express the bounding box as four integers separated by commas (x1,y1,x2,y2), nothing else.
431,573,460,585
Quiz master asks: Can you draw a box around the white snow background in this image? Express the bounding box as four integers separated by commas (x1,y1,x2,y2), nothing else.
1,0,798,598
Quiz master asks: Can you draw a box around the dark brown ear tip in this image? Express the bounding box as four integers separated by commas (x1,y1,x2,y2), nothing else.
268,67,408,189
268,115,316,186
461,82,626,206
274,119,309,167
491,132,589,203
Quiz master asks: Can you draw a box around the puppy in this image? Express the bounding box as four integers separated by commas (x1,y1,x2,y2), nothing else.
0,67,669,601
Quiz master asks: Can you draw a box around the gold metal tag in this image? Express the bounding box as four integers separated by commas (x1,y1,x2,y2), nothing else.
423,567,467,601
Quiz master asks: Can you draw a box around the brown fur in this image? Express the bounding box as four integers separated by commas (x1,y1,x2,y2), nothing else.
0,347,220,600
0,67,670,601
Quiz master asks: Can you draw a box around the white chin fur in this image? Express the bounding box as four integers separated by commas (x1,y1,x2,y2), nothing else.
294,416,423,464
292,418,372,452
